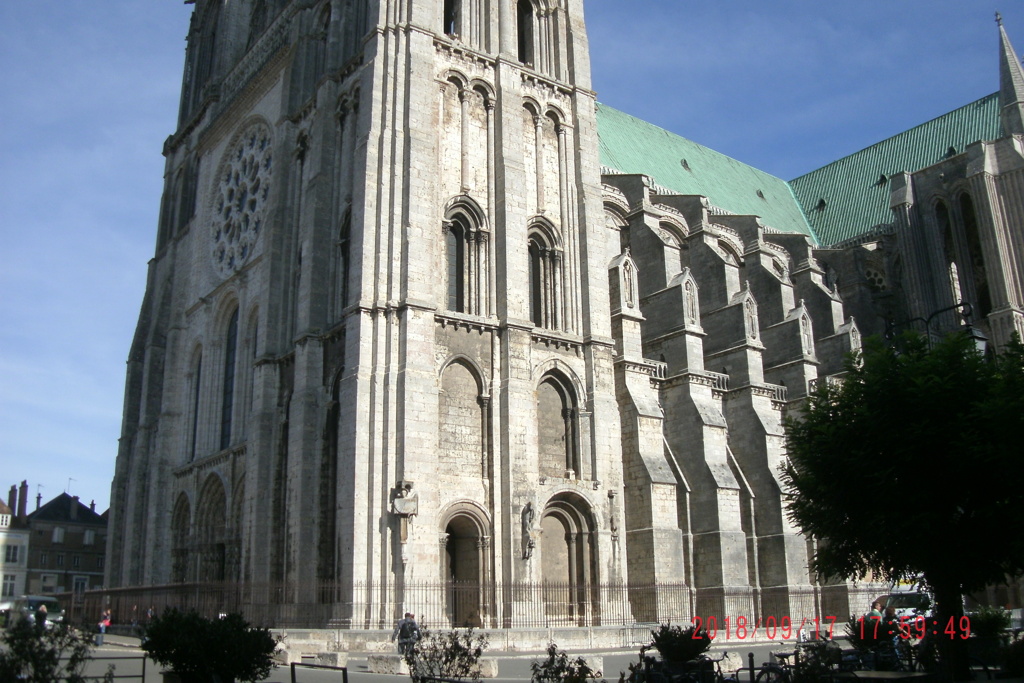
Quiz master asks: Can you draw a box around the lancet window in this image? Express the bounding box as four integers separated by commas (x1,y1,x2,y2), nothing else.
517,0,534,65
220,308,239,451
443,0,459,35
528,222,561,329
443,202,489,316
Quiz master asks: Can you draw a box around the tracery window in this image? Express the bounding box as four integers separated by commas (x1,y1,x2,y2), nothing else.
212,123,273,278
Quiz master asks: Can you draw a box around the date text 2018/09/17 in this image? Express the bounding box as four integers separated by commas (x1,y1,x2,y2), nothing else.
689,616,838,640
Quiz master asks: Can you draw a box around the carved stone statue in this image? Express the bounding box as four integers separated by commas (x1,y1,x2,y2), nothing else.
521,502,535,559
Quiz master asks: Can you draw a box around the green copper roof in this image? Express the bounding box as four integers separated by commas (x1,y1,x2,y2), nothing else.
597,103,817,240
789,94,1002,246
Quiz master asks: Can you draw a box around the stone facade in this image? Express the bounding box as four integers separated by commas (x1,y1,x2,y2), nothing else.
106,0,1024,628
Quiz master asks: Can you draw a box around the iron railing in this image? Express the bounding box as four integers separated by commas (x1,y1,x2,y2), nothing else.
62,581,874,633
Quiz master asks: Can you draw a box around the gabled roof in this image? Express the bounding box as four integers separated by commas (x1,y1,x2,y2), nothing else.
789,94,1001,247
26,492,106,526
596,103,817,240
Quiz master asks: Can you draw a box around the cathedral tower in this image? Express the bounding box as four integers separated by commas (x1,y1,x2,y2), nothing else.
108,0,629,628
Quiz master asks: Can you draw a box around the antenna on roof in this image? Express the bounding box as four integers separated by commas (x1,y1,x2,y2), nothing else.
66,478,75,494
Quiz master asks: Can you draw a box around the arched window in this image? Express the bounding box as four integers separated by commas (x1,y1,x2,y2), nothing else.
537,374,579,479
313,6,331,81
196,476,227,582
517,0,534,65
171,494,191,583
247,0,268,49
528,223,561,329
443,0,459,35
960,193,991,317
334,210,351,320
447,218,467,312
189,351,203,461
540,493,596,622
220,308,239,451
443,200,488,315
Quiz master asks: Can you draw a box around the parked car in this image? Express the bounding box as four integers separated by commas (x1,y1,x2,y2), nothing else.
880,590,934,619
6,595,64,628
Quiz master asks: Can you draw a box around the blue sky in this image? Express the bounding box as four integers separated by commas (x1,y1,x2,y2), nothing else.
0,1,1016,513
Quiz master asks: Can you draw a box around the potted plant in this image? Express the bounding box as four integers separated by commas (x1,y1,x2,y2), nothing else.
141,608,280,683
649,622,712,679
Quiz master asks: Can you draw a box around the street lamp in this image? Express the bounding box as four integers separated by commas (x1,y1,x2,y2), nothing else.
886,301,988,354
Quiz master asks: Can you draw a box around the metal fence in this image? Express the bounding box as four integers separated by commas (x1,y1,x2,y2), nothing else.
62,581,874,633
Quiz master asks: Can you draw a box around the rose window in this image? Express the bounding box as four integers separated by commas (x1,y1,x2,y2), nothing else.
212,123,272,277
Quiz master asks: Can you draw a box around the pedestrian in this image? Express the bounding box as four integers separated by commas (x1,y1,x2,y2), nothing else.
35,603,48,627
867,601,883,619
391,612,420,655
97,609,111,646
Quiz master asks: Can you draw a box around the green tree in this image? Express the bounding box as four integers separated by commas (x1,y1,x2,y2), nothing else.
0,620,113,683
141,608,280,683
783,333,1024,680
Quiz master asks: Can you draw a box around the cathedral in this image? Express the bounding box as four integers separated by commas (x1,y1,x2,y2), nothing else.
106,0,1024,633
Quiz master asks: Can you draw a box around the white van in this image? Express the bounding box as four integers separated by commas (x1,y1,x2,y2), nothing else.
6,595,65,628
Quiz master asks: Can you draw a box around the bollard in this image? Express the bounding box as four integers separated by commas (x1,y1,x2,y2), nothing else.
749,652,756,683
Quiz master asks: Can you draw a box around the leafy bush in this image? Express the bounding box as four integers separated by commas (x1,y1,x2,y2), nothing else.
531,642,601,683
970,605,1011,640
141,609,280,683
649,622,711,663
1004,636,1024,676
845,617,889,654
404,627,488,683
792,638,842,683
0,619,113,683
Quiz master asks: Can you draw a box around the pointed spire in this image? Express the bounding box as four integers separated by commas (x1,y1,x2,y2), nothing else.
998,14,1024,135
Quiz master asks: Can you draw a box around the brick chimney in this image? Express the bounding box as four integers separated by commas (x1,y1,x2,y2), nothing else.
90,500,96,513
70,496,79,520
17,480,28,521
7,485,15,513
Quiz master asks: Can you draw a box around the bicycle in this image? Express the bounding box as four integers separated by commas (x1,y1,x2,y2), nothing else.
754,650,795,683
697,650,740,683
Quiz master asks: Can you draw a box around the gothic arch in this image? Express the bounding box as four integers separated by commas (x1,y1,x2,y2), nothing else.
528,217,564,329
443,197,490,315
657,218,687,244
470,79,495,104
522,97,542,119
438,354,487,394
195,473,229,581
170,492,192,583
535,370,581,479
186,343,204,462
545,107,566,128
539,491,598,624
438,501,491,627
439,359,488,480
958,192,991,317
218,303,241,451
